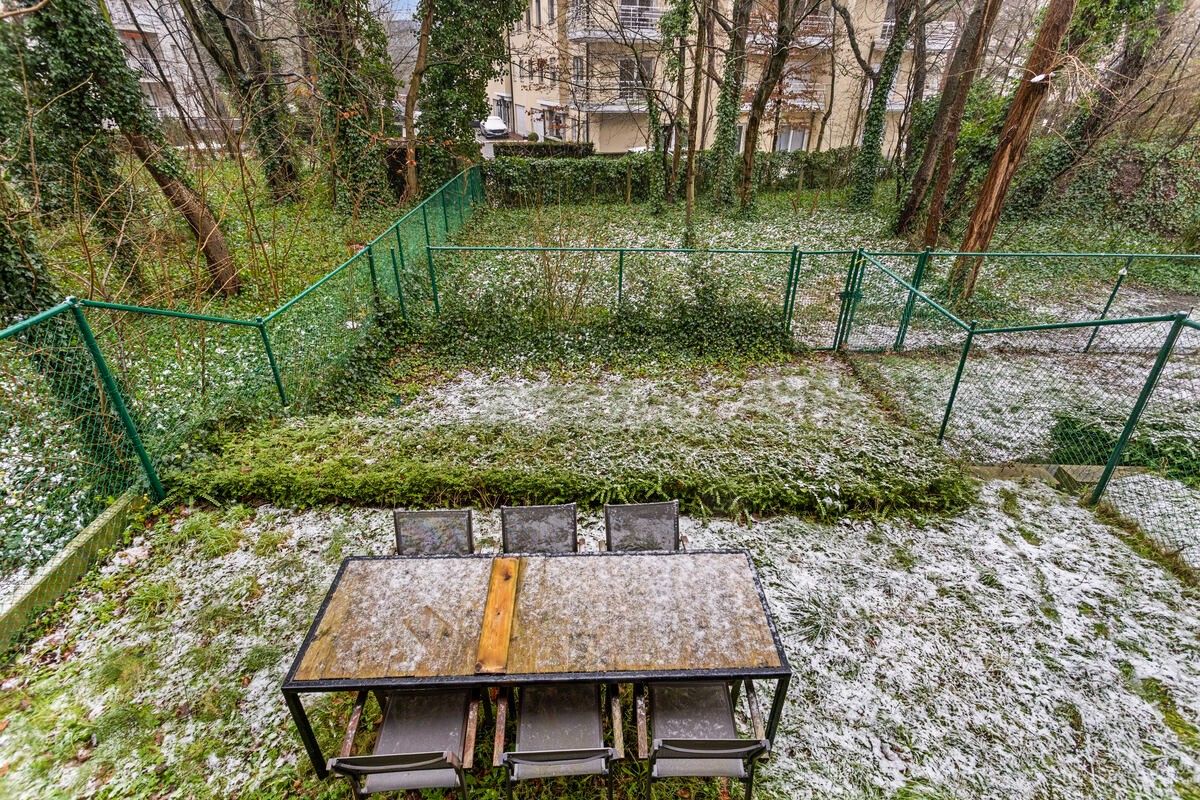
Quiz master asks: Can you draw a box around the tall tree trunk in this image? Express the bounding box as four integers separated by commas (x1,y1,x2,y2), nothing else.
895,0,1002,236
1015,0,1176,209
950,0,1077,299
711,0,754,206
125,133,239,295
669,36,687,201
897,1,926,196
684,0,709,243
737,0,798,209
404,0,434,201
848,0,913,206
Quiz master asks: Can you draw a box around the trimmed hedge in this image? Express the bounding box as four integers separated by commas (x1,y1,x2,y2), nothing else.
482,147,858,204
482,152,658,204
493,140,596,158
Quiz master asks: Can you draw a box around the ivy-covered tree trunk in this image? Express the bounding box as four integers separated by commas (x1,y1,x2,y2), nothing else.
951,0,1077,299
303,0,396,213
894,0,1002,237
419,0,525,192
710,0,753,207
21,0,239,295
177,0,301,201
0,175,135,475
684,0,710,244
848,0,913,207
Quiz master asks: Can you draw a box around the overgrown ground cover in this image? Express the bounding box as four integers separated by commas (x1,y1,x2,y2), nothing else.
175,356,973,520
1,481,1197,799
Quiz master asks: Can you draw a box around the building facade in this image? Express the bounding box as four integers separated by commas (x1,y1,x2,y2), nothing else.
486,0,959,156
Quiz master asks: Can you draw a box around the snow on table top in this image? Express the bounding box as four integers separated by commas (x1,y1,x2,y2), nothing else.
291,552,783,683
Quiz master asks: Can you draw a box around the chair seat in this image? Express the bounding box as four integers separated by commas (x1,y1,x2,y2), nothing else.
360,690,469,794
650,682,747,779
364,767,463,792
652,757,746,779
512,754,609,780
512,684,606,780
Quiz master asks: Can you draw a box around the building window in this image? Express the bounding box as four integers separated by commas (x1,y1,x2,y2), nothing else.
549,58,558,83
525,3,531,28
538,59,546,84
548,0,556,21
736,124,746,152
535,0,542,26
774,125,808,152
618,57,653,98
573,55,584,86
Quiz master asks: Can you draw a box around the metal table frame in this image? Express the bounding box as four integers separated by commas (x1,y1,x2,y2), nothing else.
281,550,792,778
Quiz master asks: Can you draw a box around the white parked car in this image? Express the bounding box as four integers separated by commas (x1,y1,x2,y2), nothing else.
479,115,509,138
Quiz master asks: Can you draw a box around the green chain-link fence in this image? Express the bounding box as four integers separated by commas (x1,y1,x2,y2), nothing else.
0,167,483,612
2,173,1197,613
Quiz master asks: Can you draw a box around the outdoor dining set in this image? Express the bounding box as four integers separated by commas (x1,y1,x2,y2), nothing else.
282,500,792,800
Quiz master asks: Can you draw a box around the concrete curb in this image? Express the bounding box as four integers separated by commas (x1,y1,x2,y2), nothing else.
0,491,146,652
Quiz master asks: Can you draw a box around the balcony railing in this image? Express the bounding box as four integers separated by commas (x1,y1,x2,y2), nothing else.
748,14,833,49
880,18,958,50
781,79,827,111
568,2,664,40
569,78,649,112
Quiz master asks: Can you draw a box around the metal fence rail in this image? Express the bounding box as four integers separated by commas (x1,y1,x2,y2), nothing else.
0,167,484,609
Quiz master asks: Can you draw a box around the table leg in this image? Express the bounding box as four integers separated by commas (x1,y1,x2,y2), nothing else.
284,690,327,778
765,674,790,750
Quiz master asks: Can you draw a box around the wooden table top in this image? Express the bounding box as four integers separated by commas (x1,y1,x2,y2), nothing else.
286,551,787,688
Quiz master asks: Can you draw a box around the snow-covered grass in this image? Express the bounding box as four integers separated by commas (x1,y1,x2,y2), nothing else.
1,481,1197,798
1105,473,1200,572
173,357,974,520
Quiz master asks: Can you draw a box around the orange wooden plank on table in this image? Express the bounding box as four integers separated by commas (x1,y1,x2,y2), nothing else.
475,557,521,674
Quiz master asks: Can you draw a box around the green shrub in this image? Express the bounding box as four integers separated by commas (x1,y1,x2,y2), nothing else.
493,140,596,158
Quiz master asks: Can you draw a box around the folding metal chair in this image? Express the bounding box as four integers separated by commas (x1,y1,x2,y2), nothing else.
495,683,620,800
328,688,481,798
637,681,769,800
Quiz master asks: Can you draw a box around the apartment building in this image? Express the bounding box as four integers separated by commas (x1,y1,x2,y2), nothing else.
486,0,959,155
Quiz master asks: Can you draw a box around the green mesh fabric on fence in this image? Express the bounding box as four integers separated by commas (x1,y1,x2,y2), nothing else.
1099,319,1200,571
0,307,139,604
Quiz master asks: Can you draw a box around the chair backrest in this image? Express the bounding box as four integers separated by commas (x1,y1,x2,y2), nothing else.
501,503,577,553
650,738,767,762
329,750,462,776
394,509,473,556
604,500,679,551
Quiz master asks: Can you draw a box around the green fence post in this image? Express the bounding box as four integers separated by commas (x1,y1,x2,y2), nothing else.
68,300,165,501
440,188,450,237
787,248,803,333
366,247,379,297
456,173,466,227
937,321,978,444
390,247,408,322
426,245,441,314
1084,258,1130,353
893,247,929,351
421,201,432,250
782,245,798,333
617,249,625,306
1089,312,1187,504
256,317,289,406
833,251,857,348
834,249,866,349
